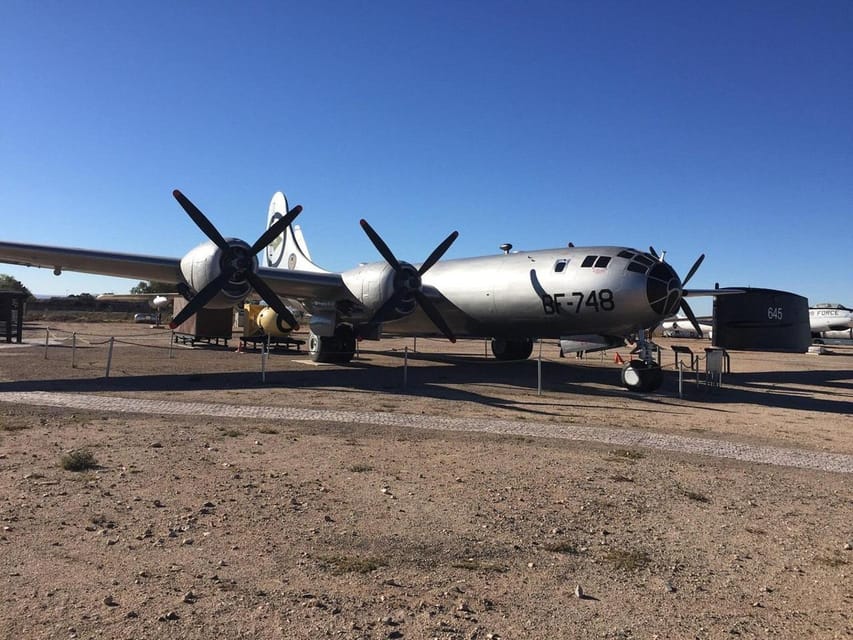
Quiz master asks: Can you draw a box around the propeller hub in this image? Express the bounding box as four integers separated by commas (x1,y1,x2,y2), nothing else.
395,263,422,298
220,242,256,277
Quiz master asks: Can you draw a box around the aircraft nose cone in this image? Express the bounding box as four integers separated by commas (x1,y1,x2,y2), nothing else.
646,262,681,316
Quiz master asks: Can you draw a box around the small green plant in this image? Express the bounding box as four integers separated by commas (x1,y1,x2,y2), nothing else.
543,541,580,554
680,488,710,503
605,449,645,461
317,554,386,575
348,463,373,473
1,420,30,432
256,427,279,435
61,449,98,472
814,552,848,568
609,474,634,483
604,548,650,571
219,428,242,438
451,559,507,573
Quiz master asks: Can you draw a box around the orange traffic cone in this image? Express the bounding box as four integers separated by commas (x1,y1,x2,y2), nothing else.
614,353,624,364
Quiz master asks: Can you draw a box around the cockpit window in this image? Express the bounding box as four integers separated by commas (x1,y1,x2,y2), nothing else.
554,259,568,273
581,255,596,268
617,250,635,259
594,256,611,268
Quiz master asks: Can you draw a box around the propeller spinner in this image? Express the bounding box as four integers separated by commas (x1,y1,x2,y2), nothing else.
359,219,459,342
169,190,303,330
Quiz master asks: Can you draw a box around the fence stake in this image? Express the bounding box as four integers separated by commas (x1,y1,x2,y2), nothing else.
43,328,50,359
537,339,543,396
169,332,175,359
261,335,269,383
403,346,408,389
105,337,115,378
71,332,77,368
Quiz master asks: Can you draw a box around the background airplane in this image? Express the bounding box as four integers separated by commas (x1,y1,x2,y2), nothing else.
809,303,853,340
0,189,725,392
658,316,713,339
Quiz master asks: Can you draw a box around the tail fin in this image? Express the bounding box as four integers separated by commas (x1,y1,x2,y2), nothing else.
264,191,329,273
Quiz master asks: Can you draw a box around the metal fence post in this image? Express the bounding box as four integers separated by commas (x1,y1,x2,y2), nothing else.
105,337,115,377
403,346,408,389
537,339,543,396
261,335,270,383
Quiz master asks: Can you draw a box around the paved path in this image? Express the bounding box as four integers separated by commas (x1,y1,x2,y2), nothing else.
2,391,851,474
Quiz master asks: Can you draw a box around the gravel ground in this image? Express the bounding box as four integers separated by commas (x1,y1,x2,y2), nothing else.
0,322,851,639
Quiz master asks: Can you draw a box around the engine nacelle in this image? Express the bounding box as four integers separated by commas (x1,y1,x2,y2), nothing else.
180,240,254,308
340,262,408,319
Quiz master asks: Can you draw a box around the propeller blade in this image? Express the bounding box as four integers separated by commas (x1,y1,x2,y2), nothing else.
649,246,659,259
371,293,404,325
360,219,401,271
246,272,299,328
419,230,459,275
250,205,303,255
414,290,456,343
168,270,233,329
682,253,705,287
173,190,229,250
679,299,703,339
360,219,458,343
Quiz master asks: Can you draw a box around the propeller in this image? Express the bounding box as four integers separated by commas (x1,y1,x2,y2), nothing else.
649,245,667,262
678,253,706,337
359,219,459,342
169,189,303,330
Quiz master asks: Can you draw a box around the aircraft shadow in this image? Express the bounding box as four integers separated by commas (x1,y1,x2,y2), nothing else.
664,366,853,415
0,350,696,419
1,351,849,418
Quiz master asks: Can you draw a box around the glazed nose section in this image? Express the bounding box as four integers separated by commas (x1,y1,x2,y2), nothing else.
646,261,682,316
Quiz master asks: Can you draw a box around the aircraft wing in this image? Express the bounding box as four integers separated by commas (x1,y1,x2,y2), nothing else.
254,266,346,300
0,241,182,283
0,240,347,300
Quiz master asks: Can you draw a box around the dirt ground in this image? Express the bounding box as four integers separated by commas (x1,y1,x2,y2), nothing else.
0,321,851,639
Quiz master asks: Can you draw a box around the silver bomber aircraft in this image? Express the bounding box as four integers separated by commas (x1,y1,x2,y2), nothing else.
0,189,722,392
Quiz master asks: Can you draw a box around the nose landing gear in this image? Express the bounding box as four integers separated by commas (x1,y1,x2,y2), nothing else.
621,328,663,392
620,359,663,392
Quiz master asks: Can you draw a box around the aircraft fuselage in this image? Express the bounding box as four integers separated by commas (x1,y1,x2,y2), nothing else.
373,246,680,340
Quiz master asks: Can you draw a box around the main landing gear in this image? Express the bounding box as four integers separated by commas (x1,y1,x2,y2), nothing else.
308,325,356,364
491,338,534,361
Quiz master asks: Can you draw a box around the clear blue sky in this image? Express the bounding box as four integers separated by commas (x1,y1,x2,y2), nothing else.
1,1,851,315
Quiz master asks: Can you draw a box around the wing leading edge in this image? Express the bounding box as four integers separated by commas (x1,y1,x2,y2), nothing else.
0,241,182,283
0,240,348,302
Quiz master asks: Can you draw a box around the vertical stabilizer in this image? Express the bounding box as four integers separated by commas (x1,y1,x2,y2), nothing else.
264,191,329,273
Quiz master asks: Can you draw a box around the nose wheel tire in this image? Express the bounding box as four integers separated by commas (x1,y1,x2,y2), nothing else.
621,360,663,392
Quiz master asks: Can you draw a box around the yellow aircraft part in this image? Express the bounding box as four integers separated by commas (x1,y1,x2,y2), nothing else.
257,306,293,337
239,303,264,337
